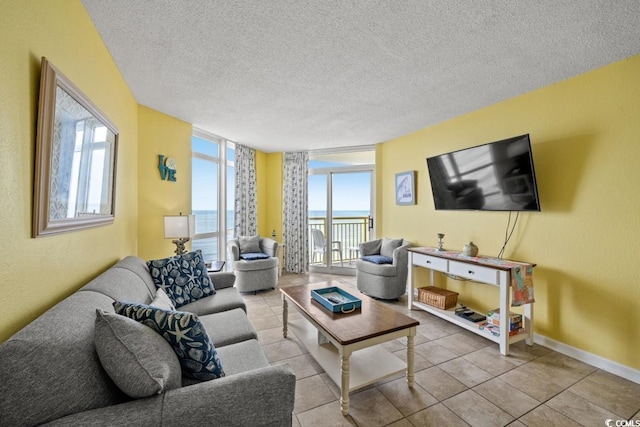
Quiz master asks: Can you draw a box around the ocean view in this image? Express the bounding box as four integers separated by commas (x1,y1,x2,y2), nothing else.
192,209,370,263
193,210,235,233
309,210,369,218
193,209,370,232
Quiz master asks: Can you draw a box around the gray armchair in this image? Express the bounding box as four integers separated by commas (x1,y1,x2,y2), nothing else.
228,236,279,293
356,238,412,299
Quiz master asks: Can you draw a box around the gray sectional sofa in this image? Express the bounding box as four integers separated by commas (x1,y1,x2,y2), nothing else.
0,256,295,426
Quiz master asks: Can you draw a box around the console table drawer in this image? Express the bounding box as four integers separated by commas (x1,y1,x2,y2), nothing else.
449,261,498,285
413,253,448,272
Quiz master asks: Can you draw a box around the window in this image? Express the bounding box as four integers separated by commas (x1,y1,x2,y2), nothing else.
191,130,235,264
68,122,113,217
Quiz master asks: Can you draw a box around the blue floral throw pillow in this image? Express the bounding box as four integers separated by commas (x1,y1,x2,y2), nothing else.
113,302,225,381
362,255,393,265
147,250,215,308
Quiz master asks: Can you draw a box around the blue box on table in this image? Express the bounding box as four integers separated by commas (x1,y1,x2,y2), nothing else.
311,287,362,313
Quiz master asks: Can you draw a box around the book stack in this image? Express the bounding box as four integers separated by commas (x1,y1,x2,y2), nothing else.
479,322,499,337
480,308,524,337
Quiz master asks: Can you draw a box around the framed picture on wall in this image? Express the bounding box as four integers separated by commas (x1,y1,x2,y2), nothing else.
395,171,416,205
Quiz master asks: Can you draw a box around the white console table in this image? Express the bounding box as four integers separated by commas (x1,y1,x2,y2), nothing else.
407,247,535,355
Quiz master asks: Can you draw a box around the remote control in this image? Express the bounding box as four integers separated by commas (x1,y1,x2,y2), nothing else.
327,297,341,304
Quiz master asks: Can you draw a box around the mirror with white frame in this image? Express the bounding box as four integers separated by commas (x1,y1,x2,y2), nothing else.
33,57,118,237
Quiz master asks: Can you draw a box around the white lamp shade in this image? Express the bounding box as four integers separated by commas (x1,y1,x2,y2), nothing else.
164,215,195,238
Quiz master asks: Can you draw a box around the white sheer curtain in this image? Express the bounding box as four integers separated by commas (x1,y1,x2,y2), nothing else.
234,144,257,237
283,151,309,273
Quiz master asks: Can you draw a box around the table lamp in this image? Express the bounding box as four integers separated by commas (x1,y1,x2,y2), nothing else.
164,213,195,255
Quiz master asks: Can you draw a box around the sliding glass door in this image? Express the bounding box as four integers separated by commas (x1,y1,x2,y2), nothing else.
308,173,329,267
308,149,375,274
331,171,372,268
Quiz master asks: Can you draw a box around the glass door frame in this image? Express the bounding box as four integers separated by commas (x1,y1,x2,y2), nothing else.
309,164,376,275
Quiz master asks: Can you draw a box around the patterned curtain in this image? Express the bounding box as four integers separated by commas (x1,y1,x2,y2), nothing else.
283,151,309,273
234,144,257,237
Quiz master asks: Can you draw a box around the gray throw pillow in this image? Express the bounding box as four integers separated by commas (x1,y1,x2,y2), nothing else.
113,302,225,380
94,309,182,398
239,235,261,254
380,237,403,258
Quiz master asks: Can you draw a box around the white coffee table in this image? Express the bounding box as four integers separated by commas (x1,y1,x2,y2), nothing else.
280,284,419,415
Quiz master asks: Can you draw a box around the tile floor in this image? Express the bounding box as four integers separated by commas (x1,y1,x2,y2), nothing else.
244,272,640,427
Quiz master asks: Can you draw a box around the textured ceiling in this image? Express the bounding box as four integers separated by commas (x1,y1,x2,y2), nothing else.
81,1,640,153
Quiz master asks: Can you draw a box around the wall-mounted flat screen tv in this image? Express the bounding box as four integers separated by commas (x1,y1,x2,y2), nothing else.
426,134,541,211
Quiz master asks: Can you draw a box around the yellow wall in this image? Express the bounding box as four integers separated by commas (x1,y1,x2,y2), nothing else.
0,0,138,342
255,150,268,237
137,105,192,260
264,153,284,241
378,55,640,370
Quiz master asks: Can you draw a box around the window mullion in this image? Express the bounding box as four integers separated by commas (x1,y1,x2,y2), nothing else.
218,140,227,259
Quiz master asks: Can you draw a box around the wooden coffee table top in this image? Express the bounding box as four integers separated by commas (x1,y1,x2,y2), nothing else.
281,284,419,346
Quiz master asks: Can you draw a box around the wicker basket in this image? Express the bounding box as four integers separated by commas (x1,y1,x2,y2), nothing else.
417,286,458,310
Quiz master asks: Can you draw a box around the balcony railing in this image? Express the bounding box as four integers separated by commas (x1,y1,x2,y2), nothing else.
309,216,369,266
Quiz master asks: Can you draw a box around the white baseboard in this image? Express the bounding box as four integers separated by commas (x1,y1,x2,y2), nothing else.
534,333,640,385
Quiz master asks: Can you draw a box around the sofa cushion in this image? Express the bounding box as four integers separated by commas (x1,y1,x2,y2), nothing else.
362,255,393,265
180,287,247,316
233,257,278,272
94,309,182,398
114,302,225,381
81,257,155,304
147,250,215,308
238,235,261,254
356,259,397,277
239,252,270,260
215,339,270,376
113,256,159,295
380,238,403,257
198,308,258,347
180,339,271,387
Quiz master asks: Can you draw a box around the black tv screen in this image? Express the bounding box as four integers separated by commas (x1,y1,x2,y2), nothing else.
426,134,541,211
